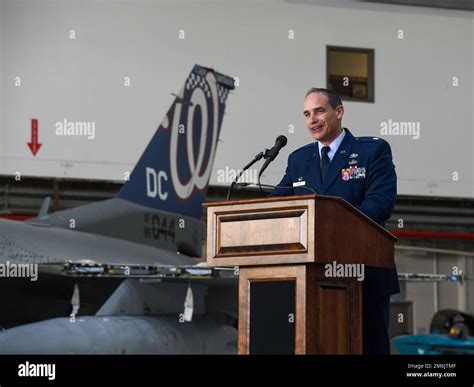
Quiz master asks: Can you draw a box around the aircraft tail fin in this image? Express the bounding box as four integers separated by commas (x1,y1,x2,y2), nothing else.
117,65,235,219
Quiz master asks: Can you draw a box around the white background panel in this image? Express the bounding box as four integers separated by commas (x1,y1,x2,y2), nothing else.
0,0,472,197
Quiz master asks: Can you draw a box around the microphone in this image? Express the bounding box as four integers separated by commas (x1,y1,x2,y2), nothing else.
259,135,288,178
226,135,288,200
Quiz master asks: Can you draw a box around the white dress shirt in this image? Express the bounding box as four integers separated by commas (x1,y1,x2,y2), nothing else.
318,128,346,162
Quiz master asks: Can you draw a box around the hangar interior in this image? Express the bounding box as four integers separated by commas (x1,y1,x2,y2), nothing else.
0,0,473,350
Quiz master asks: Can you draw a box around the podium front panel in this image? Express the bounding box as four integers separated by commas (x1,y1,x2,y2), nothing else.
249,280,296,354
238,265,308,354
207,198,315,267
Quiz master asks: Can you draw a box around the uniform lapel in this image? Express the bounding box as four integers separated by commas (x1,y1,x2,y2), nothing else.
321,128,354,194
302,143,323,194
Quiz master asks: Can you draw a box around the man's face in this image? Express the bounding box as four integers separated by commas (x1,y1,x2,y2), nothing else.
303,92,344,143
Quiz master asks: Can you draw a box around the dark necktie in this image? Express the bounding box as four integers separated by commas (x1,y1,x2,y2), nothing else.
320,146,331,183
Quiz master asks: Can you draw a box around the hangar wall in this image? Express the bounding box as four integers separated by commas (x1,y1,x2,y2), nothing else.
0,0,472,198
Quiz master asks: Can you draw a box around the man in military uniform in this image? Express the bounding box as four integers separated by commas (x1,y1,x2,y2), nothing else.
269,88,399,354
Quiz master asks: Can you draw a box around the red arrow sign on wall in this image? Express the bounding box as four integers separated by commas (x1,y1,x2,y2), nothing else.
27,118,42,156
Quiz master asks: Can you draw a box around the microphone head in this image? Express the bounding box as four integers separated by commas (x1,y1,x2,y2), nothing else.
276,135,288,148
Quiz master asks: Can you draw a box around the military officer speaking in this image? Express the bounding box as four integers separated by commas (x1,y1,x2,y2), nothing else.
269,88,400,355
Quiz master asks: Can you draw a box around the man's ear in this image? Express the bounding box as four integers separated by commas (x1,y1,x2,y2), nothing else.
335,105,344,119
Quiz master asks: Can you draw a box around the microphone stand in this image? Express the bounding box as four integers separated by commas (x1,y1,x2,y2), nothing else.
226,151,265,201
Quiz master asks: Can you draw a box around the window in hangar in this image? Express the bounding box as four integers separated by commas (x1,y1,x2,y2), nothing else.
327,45,374,103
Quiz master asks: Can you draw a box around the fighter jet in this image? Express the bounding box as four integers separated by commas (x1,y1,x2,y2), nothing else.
0,65,238,354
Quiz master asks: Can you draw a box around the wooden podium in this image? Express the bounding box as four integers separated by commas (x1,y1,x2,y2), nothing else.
204,195,396,354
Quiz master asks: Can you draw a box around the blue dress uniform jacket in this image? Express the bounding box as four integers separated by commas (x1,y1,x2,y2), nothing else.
270,128,399,297
269,128,399,354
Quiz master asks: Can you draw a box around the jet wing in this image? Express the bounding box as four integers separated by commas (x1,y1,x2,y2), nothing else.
0,218,199,267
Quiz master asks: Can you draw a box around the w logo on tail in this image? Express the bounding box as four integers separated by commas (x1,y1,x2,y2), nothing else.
118,65,235,219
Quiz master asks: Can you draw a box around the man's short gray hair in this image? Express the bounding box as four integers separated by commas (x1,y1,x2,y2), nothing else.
305,88,343,109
